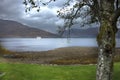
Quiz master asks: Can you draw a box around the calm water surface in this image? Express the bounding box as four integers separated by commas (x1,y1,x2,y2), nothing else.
0,38,120,52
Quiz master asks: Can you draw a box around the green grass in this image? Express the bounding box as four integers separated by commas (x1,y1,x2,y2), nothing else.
0,62,120,80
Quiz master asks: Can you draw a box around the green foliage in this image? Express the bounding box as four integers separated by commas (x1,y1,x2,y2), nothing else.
0,45,12,55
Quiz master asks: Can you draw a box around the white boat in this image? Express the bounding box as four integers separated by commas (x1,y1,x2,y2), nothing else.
36,36,42,39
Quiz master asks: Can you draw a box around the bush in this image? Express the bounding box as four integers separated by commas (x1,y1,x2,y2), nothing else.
0,45,13,56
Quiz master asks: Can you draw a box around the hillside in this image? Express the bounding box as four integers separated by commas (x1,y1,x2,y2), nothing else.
62,27,120,38
62,27,98,38
0,19,59,38
0,19,120,38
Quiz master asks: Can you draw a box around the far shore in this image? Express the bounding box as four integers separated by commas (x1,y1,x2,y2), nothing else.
1,47,120,65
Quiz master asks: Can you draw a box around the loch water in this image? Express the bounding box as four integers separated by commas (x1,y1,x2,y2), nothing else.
0,38,120,52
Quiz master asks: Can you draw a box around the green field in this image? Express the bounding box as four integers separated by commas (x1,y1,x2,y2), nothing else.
0,62,120,80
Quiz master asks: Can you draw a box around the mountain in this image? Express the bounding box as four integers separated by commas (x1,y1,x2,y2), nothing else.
62,27,99,38
62,27,120,38
0,19,119,38
0,19,59,38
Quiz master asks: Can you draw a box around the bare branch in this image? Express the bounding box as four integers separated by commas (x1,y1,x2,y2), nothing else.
23,0,57,12
112,7,120,32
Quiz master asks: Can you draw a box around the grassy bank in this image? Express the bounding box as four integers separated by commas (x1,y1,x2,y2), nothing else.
0,46,120,80
0,62,120,80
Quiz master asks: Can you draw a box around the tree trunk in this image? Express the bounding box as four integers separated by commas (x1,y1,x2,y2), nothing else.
96,0,117,80
96,20,115,80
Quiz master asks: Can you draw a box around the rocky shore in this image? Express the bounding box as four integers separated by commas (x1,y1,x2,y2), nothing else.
1,47,120,65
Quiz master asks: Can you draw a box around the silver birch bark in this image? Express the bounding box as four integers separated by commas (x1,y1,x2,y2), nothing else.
96,0,117,80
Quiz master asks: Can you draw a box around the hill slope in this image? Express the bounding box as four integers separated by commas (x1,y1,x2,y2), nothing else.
62,27,120,38
1,19,120,38
0,19,59,38
62,28,98,38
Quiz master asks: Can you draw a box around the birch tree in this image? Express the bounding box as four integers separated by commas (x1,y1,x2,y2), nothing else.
23,0,120,80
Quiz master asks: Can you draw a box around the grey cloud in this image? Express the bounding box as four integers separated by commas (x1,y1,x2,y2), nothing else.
30,10,56,19
48,0,66,7
0,0,86,33
0,0,24,18
18,18,59,33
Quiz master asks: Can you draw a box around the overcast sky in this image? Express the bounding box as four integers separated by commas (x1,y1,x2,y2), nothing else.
0,0,69,33
0,0,119,33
